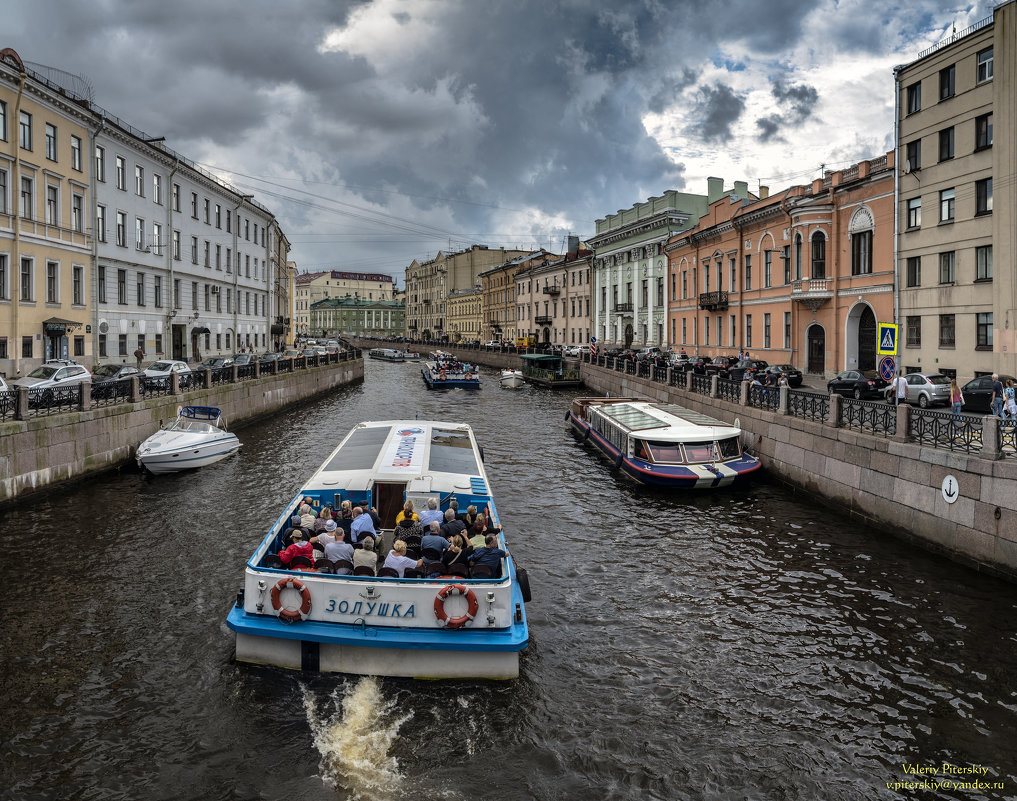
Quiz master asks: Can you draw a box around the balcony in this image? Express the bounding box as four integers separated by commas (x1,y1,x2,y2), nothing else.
613,302,633,314
422,298,431,305
790,278,834,312
534,315,552,325
542,285,560,296
698,291,729,311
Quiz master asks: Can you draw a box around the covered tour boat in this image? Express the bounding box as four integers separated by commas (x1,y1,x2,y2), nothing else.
136,406,241,474
226,420,529,679
368,348,405,362
567,397,761,488
421,353,481,389
519,353,581,387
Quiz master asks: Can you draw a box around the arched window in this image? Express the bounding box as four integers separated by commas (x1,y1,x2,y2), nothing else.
794,233,803,281
849,207,874,275
811,232,826,279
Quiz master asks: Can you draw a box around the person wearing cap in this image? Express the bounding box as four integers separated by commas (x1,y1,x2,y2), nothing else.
353,536,378,575
316,520,354,563
279,528,314,567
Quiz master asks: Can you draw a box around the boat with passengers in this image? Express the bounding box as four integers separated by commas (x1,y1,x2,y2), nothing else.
421,352,481,389
226,420,529,679
368,348,405,362
566,397,761,488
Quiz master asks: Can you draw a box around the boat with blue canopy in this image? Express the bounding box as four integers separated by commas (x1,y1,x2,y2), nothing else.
135,405,241,474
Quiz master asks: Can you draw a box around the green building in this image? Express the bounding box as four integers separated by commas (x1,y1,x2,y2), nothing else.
309,296,405,339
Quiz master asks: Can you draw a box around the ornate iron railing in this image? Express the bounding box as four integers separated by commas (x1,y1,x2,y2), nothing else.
717,378,741,403
1002,423,1017,455
625,360,636,375
788,389,828,422
669,369,688,389
91,378,133,408
749,384,780,411
652,366,668,383
910,408,982,453
237,364,256,380
0,389,16,421
144,376,172,397
27,386,79,417
691,374,710,395
210,366,232,386
637,362,650,378
840,398,896,437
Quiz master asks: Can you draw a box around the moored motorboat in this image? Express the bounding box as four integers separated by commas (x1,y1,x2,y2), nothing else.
500,369,524,389
226,420,529,679
567,397,761,488
136,406,241,474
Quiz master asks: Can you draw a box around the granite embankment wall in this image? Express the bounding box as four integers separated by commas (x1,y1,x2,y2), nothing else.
576,361,1017,581
0,358,364,506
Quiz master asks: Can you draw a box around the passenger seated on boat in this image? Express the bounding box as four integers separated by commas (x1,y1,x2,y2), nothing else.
417,498,444,528
313,506,335,534
395,500,418,525
314,521,356,563
349,506,376,545
441,534,473,574
339,499,353,520
461,504,481,529
468,534,506,578
382,540,423,577
440,508,466,539
421,529,450,564
468,519,488,549
299,504,316,530
394,516,423,541
279,529,315,568
352,536,378,575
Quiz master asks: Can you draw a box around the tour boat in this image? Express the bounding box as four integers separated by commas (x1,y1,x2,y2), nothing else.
399,350,421,361
368,348,405,362
421,355,481,389
226,420,530,679
566,397,761,488
135,406,241,474
499,369,524,389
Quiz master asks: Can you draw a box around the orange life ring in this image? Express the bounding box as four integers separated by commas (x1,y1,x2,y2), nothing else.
439,370,447,380
464,372,472,380
271,576,312,622
433,583,479,629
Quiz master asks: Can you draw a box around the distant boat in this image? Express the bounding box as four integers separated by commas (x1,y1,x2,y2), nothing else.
369,348,405,362
421,354,481,389
519,353,581,387
400,350,421,361
136,406,241,474
499,369,524,389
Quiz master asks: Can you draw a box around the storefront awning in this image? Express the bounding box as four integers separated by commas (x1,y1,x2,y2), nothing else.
42,317,84,333
191,326,211,335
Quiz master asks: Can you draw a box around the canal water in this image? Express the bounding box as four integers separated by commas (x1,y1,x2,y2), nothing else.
2,359,1016,801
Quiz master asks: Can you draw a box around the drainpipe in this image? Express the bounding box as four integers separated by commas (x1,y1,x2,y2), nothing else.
166,158,178,355
11,68,27,376
88,115,106,365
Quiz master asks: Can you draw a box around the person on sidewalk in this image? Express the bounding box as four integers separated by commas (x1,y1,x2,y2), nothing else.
134,346,145,369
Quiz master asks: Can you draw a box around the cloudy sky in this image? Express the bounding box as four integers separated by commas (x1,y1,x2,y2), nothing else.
4,0,997,284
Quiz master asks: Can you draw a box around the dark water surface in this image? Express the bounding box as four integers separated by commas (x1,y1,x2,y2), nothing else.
2,359,1016,801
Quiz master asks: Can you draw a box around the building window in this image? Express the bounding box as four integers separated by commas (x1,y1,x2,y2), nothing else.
0,100,6,141
744,255,752,290
850,231,872,275
95,204,106,242
46,261,58,302
191,236,198,264
811,233,826,279
203,198,210,224
939,64,955,100
0,167,6,214
45,123,57,160
152,223,162,254
173,230,181,261
939,188,954,222
135,165,144,196
98,266,106,303
938,127,954,161
117,269,127,305
20,176,33,219
174,278,181,309
190,192,198,218
46,185,58,225
906,316,921,347
192,281,198,311
939,251,955,284
118,334,128,356
976,245,992,281
976,313,993,349
20,257,33,300
977,47,993,83
905,139,921,171
71,135,82,171
116,156,126,190
135,217,145,250
215,204,221,228
975,113,993,150
745,314,752,348
906,197,921,229
939,314,955,348
793,236,802,280
74,336,84,357
154,275,162,307
764,313,771,348
72,193,83,232
19,110,32,150
154,333,163,354
137,272,145,306
22,336,33,358
763,250,772,288
152,173,162,205
782,245,791,284
172,182,180,212
95,145,105,181
0,254,6,300
116,211,127,246
783,311,791,348
975,178,992,215
906,256,921,287
906,82,921,114
204,283,211,311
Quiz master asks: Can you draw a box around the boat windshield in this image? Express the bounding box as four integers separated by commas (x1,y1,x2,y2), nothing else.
683,441,720,463
636,439,684,464
172,420,219,434
718,437,741,459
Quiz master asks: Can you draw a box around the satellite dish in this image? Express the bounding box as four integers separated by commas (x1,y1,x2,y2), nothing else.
903,159,912,174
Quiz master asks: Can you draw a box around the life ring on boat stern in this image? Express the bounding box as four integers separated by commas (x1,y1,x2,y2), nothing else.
433,584,479,629
439,370,447,380
271,576,312,623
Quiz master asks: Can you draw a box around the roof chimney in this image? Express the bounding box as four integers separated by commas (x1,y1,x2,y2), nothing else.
567,234,579,258
707,177,724,203
758,185,769,199
734,180,748,198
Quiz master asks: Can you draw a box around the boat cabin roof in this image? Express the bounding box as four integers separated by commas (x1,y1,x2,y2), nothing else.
520,353,562,363
301,420,489,494
585,399,740,439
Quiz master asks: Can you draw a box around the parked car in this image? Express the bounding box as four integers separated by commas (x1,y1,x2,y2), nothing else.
678,356,710,375
280,348,300,361
761,364,804,387
827,370,888,399
724,359,769,382
564,344,591,357
91,364,143,399
704,355,740,375
635,346,663,362
961,374,1017,413
883,372,951,407
13,362,92,405
143,360,193,385
197,356,234,370
232,353,257,366
484,340,502,347
0,375,12,393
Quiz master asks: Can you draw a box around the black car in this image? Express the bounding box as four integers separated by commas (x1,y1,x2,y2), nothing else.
90,364,144,399
678,356,710,375
704,355,740,375
827,370,888,399
961,374,1016,413
724,359,769,381
763,364,803,387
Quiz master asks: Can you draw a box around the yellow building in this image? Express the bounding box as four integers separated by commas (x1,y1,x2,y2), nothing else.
1,48,94,376
446,285,482,342
479,251,556,342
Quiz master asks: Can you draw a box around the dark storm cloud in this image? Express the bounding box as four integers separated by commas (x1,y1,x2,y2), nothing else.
684,83,745,144
755,78,819,143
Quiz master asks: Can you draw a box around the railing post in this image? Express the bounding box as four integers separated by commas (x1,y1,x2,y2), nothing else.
827,393,842,428
130,376,142,403
15,387,29,420
231,364,239,383
710,374,719,398
740,379,750,406
779,385,789,415
665,367,673,387
79,382,91,412
893,402,910,442
982,415,1002,460
171,372,181,395
203,368,212,389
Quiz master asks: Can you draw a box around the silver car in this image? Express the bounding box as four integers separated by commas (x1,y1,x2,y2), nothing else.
13,362,92,392
887,372,952,407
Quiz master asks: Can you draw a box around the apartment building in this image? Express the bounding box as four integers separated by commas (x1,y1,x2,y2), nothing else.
446,286,482,343
515,235,593,346
479,251,555,343
895,0,1014,380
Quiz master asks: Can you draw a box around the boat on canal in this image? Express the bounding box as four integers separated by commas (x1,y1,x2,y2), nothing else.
567,397,761,488
368,348,405,362
499,369,524,389
135,405,241,474
421,353,481,389
226,419,529,679
399,350,421,361
519,353,581,387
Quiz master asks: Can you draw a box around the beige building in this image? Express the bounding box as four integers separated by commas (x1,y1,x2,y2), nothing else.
895,0,1015,381
446,285,482,342
480,250,555,343
515,236,593,346
1,48,94,375
294,269,397,338
404,245,531,339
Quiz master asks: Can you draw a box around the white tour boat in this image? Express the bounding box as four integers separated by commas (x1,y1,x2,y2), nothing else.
136,406,241,474
499,369,524,389
226,420,530,679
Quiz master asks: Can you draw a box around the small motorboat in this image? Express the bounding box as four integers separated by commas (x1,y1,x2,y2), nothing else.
500,369,524,389
136,405,241,474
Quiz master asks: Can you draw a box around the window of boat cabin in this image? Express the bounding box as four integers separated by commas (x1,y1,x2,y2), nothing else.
638,440,684,463
717,437,741,459
683,442,720,463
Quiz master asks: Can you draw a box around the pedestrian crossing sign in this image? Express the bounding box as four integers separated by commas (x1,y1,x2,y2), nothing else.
877,323,898,355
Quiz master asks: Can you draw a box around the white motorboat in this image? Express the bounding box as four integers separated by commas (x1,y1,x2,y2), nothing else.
499,369,524,389
136,406,241,474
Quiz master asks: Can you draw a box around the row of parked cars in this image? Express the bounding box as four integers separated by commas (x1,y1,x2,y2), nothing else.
825,370,1013,413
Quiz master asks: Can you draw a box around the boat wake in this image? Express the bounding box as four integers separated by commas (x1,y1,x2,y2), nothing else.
303,677,410,800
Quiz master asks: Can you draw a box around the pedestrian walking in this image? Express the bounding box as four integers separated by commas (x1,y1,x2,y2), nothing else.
895,371,908,406
990,373,1004,419
949,378,963,424
134,345,145,369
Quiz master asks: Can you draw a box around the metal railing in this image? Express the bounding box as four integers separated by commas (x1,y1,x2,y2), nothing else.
210,366,232,386
652,366,668,383
690,374,710,395
669,370,688,389
0,389,16,421
788,389,829,423
749,384,780,411
840,398,896,437
27,387,79,417
91,377,133,408
910,408,983,454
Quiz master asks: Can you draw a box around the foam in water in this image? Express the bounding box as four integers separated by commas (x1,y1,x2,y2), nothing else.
303,676,411,800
